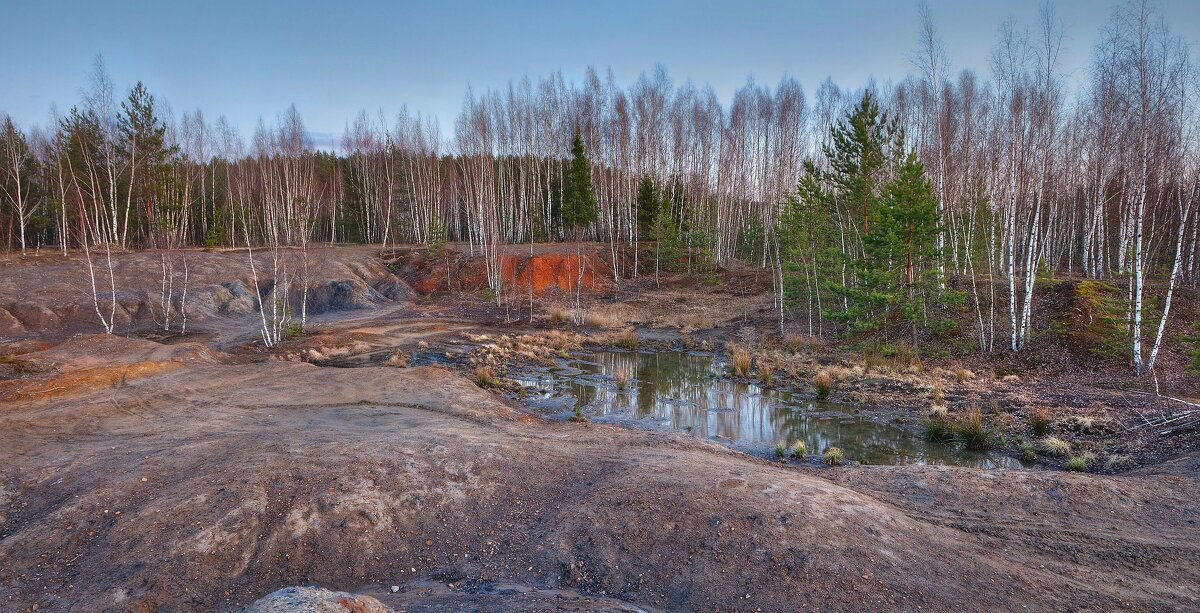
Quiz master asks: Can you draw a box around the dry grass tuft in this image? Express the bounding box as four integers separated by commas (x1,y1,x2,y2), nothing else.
549,309,571,325
729,346,752,377
1038,436,1070,457
474,365,498,388
814,370,834,399
757,361,776,385
612,328,639,350
1029,407,1052,436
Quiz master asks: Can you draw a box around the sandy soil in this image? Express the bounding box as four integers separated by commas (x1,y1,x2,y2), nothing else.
1,334,1197,611
1,245,1198,612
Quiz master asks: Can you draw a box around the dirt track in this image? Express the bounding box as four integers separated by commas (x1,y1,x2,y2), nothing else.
1,335,1198,611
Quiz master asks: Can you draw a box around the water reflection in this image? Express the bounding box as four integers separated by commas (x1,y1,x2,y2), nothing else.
515,350,1018,469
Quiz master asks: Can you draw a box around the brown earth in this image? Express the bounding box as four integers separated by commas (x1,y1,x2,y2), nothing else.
1,245,1199,612
0,334,1197,612
385,243,626,296
0,246,410,341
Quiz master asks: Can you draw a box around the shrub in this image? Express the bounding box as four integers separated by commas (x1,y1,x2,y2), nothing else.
613,369,630,390
474,365,498,388
612,329,639,350
792,440,807,458
1064,456,1089,472
821,447,844,465
814,371,834,399
1038,436,1070,457
282,323,304,340
729,347,752,377
773,444,787,459
1029,407,1052,436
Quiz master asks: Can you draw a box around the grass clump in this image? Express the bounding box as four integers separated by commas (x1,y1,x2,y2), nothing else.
814,370,834,399
548,308,572,325
922,416,955,443
1038,436,1070,457
953,366,973,383
473,365,498,388
931,384,944,408
955,406,992,450
729,347,752,377
1029,407,1052,436
1064,456,1089,472
569,404,588,422
791,440,807,458
773,444,788,459
821,447,844,466
757,361,775,386
612,329,639,350
1015,437,1037,462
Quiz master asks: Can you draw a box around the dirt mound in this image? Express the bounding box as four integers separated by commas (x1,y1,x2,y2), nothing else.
0,246,413,340
387,243,626,296
0,339,1196,611
243,586,391,613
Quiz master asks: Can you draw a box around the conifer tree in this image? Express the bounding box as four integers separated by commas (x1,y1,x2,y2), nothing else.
635,175,659,240
561,132,597,239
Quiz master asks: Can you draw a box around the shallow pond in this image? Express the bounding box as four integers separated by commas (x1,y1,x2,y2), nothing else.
514,350,1020,468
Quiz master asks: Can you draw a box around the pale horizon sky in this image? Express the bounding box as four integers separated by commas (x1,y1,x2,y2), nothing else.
2,0,1198,149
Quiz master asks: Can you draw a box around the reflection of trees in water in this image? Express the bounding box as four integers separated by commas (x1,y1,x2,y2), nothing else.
554,351,1007,468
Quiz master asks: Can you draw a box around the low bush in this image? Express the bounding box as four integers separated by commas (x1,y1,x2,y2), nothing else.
773,444,788,459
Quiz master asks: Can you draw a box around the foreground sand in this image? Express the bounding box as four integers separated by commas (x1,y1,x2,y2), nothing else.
0,335,1196,611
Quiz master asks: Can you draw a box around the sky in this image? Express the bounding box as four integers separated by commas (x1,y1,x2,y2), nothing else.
2,0,1198,149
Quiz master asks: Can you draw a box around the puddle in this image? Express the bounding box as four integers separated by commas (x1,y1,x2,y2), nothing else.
514,350,1020,468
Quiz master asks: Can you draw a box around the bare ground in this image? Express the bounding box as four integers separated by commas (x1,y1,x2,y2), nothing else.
1,245,1199,611
0,334,1196,611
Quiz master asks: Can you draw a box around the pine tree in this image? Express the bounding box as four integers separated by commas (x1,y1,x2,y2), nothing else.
118,82,176,245
635,174,659,240
561,132,597,239
877,153,942,345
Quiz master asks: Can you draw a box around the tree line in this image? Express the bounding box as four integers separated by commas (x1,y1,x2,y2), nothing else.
0,1,1197,373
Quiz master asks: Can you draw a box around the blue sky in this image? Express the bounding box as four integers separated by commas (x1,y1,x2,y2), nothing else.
2,0,1198,146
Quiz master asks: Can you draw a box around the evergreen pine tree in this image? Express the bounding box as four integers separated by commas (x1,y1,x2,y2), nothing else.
635,175,659,240
561,132,597,239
